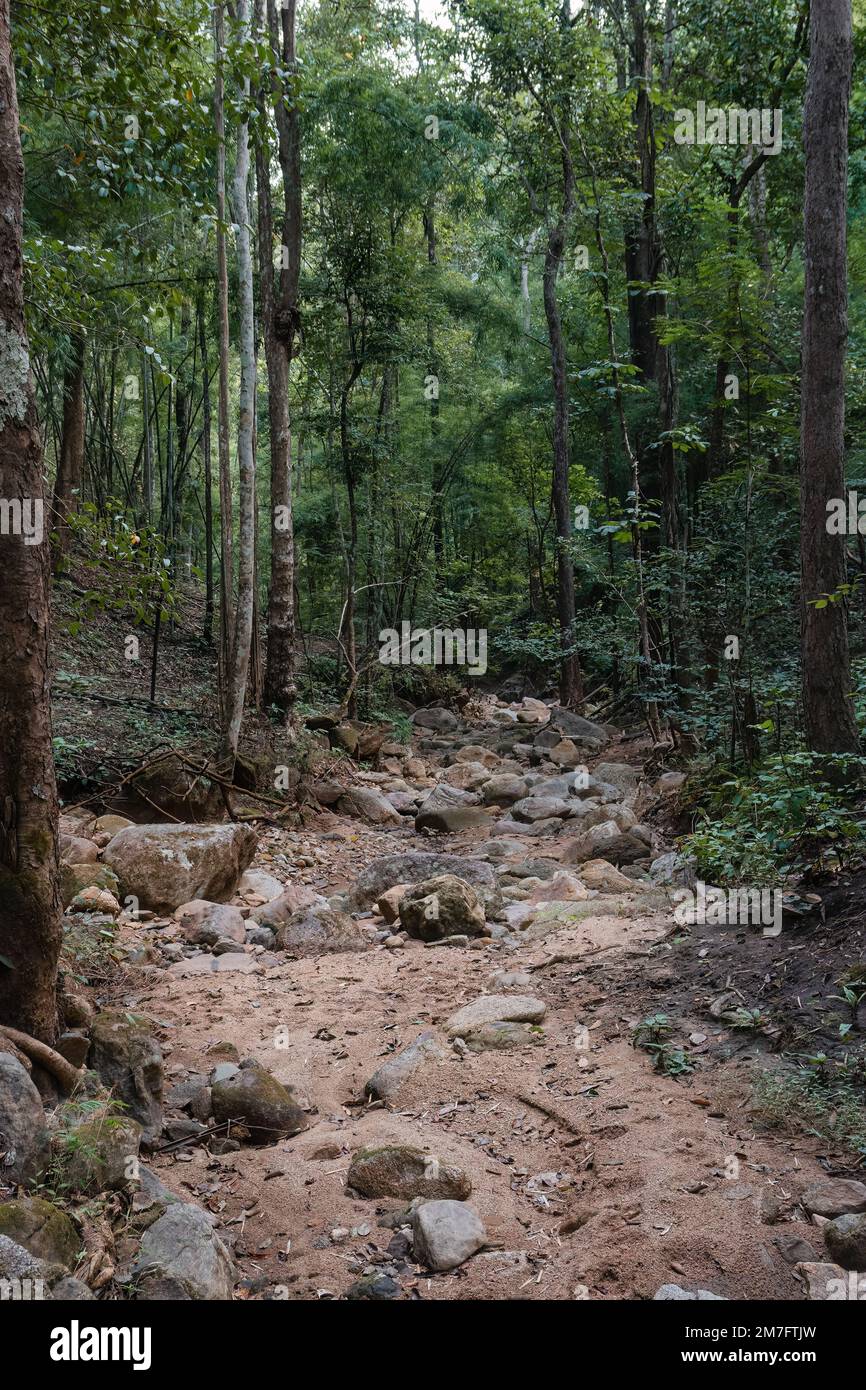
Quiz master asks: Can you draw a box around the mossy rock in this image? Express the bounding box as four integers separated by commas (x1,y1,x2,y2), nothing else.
58,1113,142,1195
347,1145,470,1201
0,1197,79,1269
61,862,120,909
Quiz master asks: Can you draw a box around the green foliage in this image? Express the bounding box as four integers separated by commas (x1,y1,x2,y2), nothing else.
681,753,866,885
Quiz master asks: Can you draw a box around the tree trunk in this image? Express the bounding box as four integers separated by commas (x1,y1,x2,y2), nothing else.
220,0,257,773
261,0,298,719
51,330,86,570
198,292,215,645
0,0,62,1040
542,153,584,710
800,0,859,756
214,1,234,708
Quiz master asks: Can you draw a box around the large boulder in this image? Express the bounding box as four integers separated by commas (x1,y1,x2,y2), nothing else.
347,1146,471,1201
349,853,500,913
274,902,367,957
210,1064,307,1143
102,822,258,912
89,1010,164,1142
398,875,485,941
0,1054,49,1183
133,1203,236,1299
120,754,223,822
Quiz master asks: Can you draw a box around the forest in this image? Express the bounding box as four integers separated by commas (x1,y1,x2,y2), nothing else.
1,0,866,1322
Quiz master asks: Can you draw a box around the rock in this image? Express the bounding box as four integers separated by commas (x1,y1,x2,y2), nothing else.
102,823,258,913
824,1212,866,1270
330,723,359,756
802,1179,866,1218
0,1197,79,1268
89,1010,164,1142
348,1146,471,1201
0,1053,49,1183
512,796,572,822
794,1261,849,1300
62,1115,142,1193
337,786,403,825
650,851,688,884
561,823,648,866
441,761,491,791
592,761,641,794
129,1165,183,1232
773,1232,818,1265
349,853,500,913
91,814,134,838
70,885,121,916
377,884,409,924
412,1200,486,1271
579,858,644,893
464,1021,541,1051
547,709,608,746
444,994,546,1037
579,802,636,832
59,835,99,865
547,739,586,770
176,899,247,947
55,1031,90,1068
345,1272,400,1300
61,862,120,909
655,771,686,796
245,924,276,948
50,1276,94,1300
61,992,94,1028
0,1234,60,1291
274,902,367,957
412,707,458,731
525,870,588,905
398,875,485,941
480,773,527,806
653,1284,726,1300
210,1065,306,1143
237,868,284,902
133,1203,236,1300
250,882,326,928
365,1032,446,1101
415,784,491,834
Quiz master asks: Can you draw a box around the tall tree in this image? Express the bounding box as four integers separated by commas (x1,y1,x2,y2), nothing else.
261,0,299,720
0,0,62,1040
220,0,257,771
50,330,86,569
799,0,859,755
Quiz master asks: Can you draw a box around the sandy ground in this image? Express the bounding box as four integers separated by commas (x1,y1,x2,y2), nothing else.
106,732,834,1302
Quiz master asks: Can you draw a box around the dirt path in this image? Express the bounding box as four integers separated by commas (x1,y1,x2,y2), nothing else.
114,708,832,1301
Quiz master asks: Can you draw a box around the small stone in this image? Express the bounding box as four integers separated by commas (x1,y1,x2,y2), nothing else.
411,1200,486,1271
347,1146,470,1201
802,1179,866,1218
824,1212,866,1270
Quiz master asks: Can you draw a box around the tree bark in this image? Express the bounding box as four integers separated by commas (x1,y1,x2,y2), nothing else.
50,330,86,569
0,0,62,1040
213,1,234,706
198,292,215,645
541,143,584,710
800,0,859,755
261,0,298,719
220,0,257,772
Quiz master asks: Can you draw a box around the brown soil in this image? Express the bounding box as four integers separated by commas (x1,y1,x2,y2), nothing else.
96,730,853,1303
